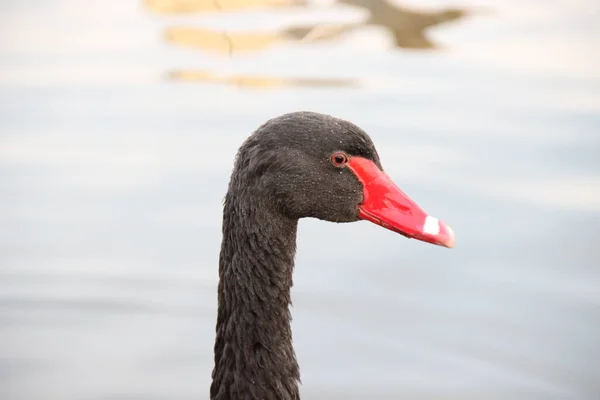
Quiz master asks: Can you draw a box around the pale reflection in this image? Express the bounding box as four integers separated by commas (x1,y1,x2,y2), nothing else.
158,1,475,55
334,0,474,49
149,0,475,89
165,25,354,54
165,27,281,55
168,70,360,88
145,0,306,13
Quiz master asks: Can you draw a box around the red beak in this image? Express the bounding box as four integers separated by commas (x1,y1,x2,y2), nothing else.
347,157,455,248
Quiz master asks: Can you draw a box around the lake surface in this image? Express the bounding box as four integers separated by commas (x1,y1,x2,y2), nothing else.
1,0,599,399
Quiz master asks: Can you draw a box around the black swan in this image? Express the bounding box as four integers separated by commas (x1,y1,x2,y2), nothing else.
210,111,455,399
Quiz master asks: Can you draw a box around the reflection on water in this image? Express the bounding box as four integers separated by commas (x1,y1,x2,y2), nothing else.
145,0,307,13
164,26,284,55
161,3,471,53
332,0,472,49
149,0,473,88
1,0,600,399
168,70,360,88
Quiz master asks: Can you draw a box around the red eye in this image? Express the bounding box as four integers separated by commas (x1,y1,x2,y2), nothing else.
330,152,349,167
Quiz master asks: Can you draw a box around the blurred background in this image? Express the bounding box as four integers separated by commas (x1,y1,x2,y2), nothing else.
1,0,599,399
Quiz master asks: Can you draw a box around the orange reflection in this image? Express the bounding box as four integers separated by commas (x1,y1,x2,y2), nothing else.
156,1,476,53
145,0,478,89
145,0,306,13
165,27,282,55
168,70,361,89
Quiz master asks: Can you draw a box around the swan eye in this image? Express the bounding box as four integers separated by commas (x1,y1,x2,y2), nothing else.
330,152,349,167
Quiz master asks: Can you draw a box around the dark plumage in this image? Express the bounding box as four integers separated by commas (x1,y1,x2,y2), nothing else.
210,111,454,399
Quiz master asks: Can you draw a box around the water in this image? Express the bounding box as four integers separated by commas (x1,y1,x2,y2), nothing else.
1,0,599,399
